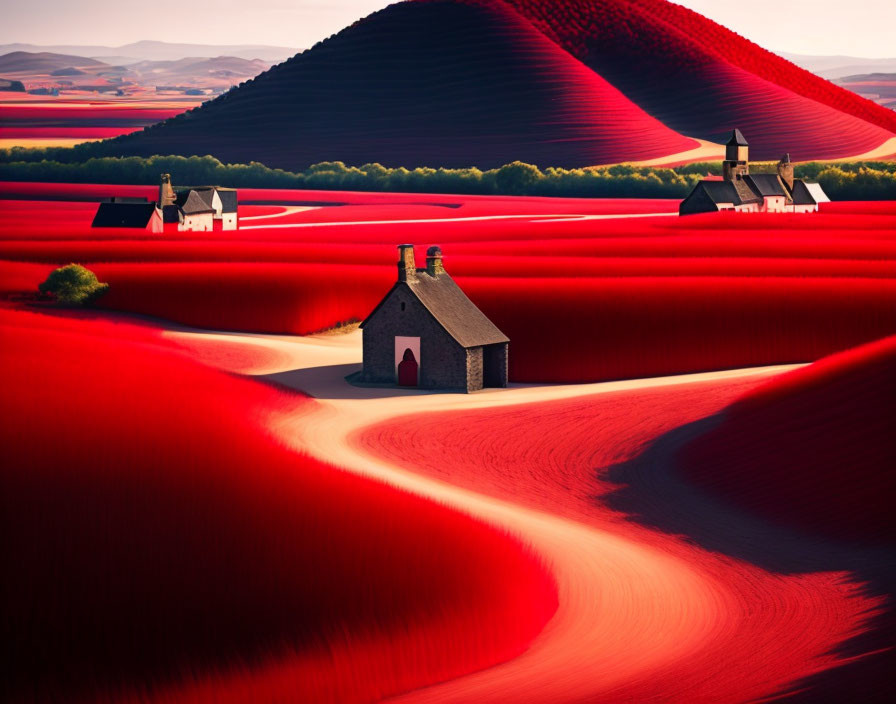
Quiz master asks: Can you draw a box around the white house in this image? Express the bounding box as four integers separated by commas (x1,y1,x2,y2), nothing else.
155,174,239,231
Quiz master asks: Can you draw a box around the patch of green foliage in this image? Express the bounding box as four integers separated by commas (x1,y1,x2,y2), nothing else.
1,148,894,199
38,264,109,306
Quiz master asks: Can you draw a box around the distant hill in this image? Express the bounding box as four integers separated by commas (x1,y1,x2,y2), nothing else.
782,53,896,80
834,73,896,110
95,0,696,170
0,41,300,65
0,78,25,92
503,0,896,160
0,51,108,74
127,56,271,83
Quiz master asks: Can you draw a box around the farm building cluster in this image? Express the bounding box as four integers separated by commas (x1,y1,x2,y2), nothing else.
680,130,829,215
91,174,237,231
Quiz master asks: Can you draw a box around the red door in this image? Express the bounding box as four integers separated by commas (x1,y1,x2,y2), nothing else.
397,348,418,386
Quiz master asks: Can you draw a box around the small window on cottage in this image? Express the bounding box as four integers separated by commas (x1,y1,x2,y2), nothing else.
401,302,406,311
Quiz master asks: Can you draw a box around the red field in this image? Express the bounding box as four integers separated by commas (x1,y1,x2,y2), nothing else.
2,182,894,702
357,343,893,701
1,186,894,381
0,307,557,703
678,334,896,543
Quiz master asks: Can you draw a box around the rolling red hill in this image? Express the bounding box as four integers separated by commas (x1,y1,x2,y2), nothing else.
504,0,896,160
0,308,557,702
94,0,695,169
677,335,896,543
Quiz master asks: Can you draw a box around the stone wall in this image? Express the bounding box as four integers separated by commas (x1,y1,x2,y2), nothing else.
362,283,469,391
466,346,483,392
483,342,508,387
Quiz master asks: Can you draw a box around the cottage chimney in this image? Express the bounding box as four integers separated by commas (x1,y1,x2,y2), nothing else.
426,245,444,276
397,244,417,282
777,153,794,192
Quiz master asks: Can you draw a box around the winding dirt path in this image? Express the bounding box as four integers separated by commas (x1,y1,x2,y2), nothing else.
166,327,805,702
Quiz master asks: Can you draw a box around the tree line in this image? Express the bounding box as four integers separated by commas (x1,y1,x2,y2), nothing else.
1,149,894,200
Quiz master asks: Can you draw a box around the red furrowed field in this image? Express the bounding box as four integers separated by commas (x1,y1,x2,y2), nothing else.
0,307,557,703
1,187,894,381
677,335,896,543
356,342,892,701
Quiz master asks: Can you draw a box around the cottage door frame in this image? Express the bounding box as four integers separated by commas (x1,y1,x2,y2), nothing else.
394,336,420,385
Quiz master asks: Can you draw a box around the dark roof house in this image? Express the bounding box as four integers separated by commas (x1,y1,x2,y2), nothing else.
680,131,828,215
91,200,160,229
360,244,509,392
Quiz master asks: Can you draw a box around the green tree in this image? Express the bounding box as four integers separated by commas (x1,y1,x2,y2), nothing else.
494,161,543,195
38,264,109,306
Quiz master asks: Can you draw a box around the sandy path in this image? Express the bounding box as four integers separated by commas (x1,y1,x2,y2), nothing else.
239,205,319,221
166,327,801,702
623,138,725,167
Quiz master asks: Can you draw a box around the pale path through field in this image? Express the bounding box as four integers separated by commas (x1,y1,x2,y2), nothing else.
166,327,803,702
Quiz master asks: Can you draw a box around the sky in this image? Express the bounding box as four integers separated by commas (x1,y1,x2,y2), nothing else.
2,0,894,59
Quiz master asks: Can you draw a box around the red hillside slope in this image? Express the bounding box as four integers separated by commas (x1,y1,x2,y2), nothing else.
503,0,896,159
0,309,557,702
96,0,695,169
677,336,896,544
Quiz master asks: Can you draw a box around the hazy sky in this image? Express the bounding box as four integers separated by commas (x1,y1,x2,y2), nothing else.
3,1,894,59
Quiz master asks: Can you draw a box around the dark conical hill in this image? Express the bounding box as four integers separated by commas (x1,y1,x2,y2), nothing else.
99,0,695,169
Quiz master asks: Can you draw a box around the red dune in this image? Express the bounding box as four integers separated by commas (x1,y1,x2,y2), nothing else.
95,1,695,168
503,0,896,159
677,335,896,543
0,308,556,702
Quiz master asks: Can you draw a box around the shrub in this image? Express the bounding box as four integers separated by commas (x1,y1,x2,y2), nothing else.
38,264,109,305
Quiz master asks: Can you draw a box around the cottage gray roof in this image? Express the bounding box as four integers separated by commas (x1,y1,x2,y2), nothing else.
362,269,509,348
409,272,508,347
727,128,748,146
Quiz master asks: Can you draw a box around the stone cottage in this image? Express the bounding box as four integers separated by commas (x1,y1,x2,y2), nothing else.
360,244,509,392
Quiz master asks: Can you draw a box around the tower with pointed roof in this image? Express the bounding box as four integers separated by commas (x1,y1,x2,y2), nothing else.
722,129,750,181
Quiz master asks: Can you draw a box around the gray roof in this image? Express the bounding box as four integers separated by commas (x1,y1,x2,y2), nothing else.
362,270,509,348
217,188,238,213
697,180,740,204
180,190,215,215
727,128,748,146
408,272,508,347
192,188,217,209
744,174,787,197
790,180,817,205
